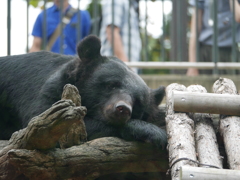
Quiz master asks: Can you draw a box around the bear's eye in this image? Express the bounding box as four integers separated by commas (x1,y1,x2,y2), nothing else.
106,82,120,90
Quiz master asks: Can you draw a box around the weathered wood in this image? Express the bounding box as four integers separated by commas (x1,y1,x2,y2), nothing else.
166,83,187,115
0,141,8,151
173,91,240,116
213,77,240,170
187,85,222,169
0,84,87,179
4,137,168,180
59,84,87,149
165,83,197,180
180,166,240,180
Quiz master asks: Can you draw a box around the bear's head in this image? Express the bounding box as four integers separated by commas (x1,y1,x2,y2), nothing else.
75,35,165,126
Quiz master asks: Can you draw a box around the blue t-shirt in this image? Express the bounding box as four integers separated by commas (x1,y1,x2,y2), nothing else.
189,0,240,47
32,4,91,55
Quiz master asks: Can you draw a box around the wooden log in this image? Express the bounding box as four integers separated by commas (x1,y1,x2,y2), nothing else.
0,141,8,151
6,137,168,180
0,84,87,179
165,83,197,180
173,91,240,116
59,84,87,149
213,77,240,170
180,166,240,180
187,85,222,169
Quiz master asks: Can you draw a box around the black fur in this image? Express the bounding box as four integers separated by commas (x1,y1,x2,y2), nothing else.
0,35,167,148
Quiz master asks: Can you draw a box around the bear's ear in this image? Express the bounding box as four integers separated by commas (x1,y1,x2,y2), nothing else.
151,86,165,105
77,35,101,61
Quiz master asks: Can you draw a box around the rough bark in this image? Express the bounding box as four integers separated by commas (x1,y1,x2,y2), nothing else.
0,84,87,179
59,84,87,149
187,85,222,169
4,137,168,180
213,77,240,170
165,83,197,180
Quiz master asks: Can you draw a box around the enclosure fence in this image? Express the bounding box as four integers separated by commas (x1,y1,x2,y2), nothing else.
2,0,240,74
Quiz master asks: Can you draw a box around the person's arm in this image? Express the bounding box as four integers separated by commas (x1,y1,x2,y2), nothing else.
187,8,203,76
29,36,42,53
106,25,129,62
229,0,240,23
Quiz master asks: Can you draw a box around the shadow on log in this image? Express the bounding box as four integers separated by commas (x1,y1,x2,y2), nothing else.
5,137,168,180
0,84,169,180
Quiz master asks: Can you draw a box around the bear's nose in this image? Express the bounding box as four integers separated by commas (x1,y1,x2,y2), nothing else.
115,101,132,117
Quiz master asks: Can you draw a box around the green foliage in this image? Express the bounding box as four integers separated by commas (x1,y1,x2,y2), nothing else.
140,13,171,75
86,0,102,17
27,0,52,8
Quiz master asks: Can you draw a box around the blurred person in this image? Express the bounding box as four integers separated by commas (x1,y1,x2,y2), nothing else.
99,0,141,73
29,0,91,55
187,0,240,76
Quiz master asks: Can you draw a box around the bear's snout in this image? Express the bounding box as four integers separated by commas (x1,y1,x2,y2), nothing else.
104,97,133,126
115,101,132,117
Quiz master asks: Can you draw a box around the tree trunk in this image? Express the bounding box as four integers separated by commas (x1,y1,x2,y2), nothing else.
4,137,168,180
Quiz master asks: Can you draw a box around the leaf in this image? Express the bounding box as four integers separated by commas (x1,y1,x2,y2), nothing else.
29,0,40,8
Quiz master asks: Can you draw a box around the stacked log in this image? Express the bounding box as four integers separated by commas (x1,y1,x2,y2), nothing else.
213,77,240,170
187,85,222,169
165,83,197,180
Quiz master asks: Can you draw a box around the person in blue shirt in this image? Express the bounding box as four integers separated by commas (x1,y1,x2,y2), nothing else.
29,0,91,55
187,0,240,76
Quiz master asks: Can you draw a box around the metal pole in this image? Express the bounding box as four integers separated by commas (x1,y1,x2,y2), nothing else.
144,0,148,61
93,0,98,35
43,0,47,50
176,0,182,62
195,0,199,62
26,0,29,52
212,0,219,75
128,0,131,61
77,0,81,42
160,0,165,62
230,0,237,74
111,0,114,56
60,0,64,54
7,0,11,55
231,0,236,62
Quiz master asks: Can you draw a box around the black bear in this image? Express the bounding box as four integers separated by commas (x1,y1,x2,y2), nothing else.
0,35,167,149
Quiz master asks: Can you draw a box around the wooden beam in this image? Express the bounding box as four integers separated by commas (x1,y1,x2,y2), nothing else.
180,166,240,180
173,91,240,116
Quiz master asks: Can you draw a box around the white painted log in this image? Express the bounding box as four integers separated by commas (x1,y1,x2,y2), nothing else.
173,91,240,116
213,77,240,170
180,166,240,180
165,83,197,180
187,85,222,169
125,61,240,69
